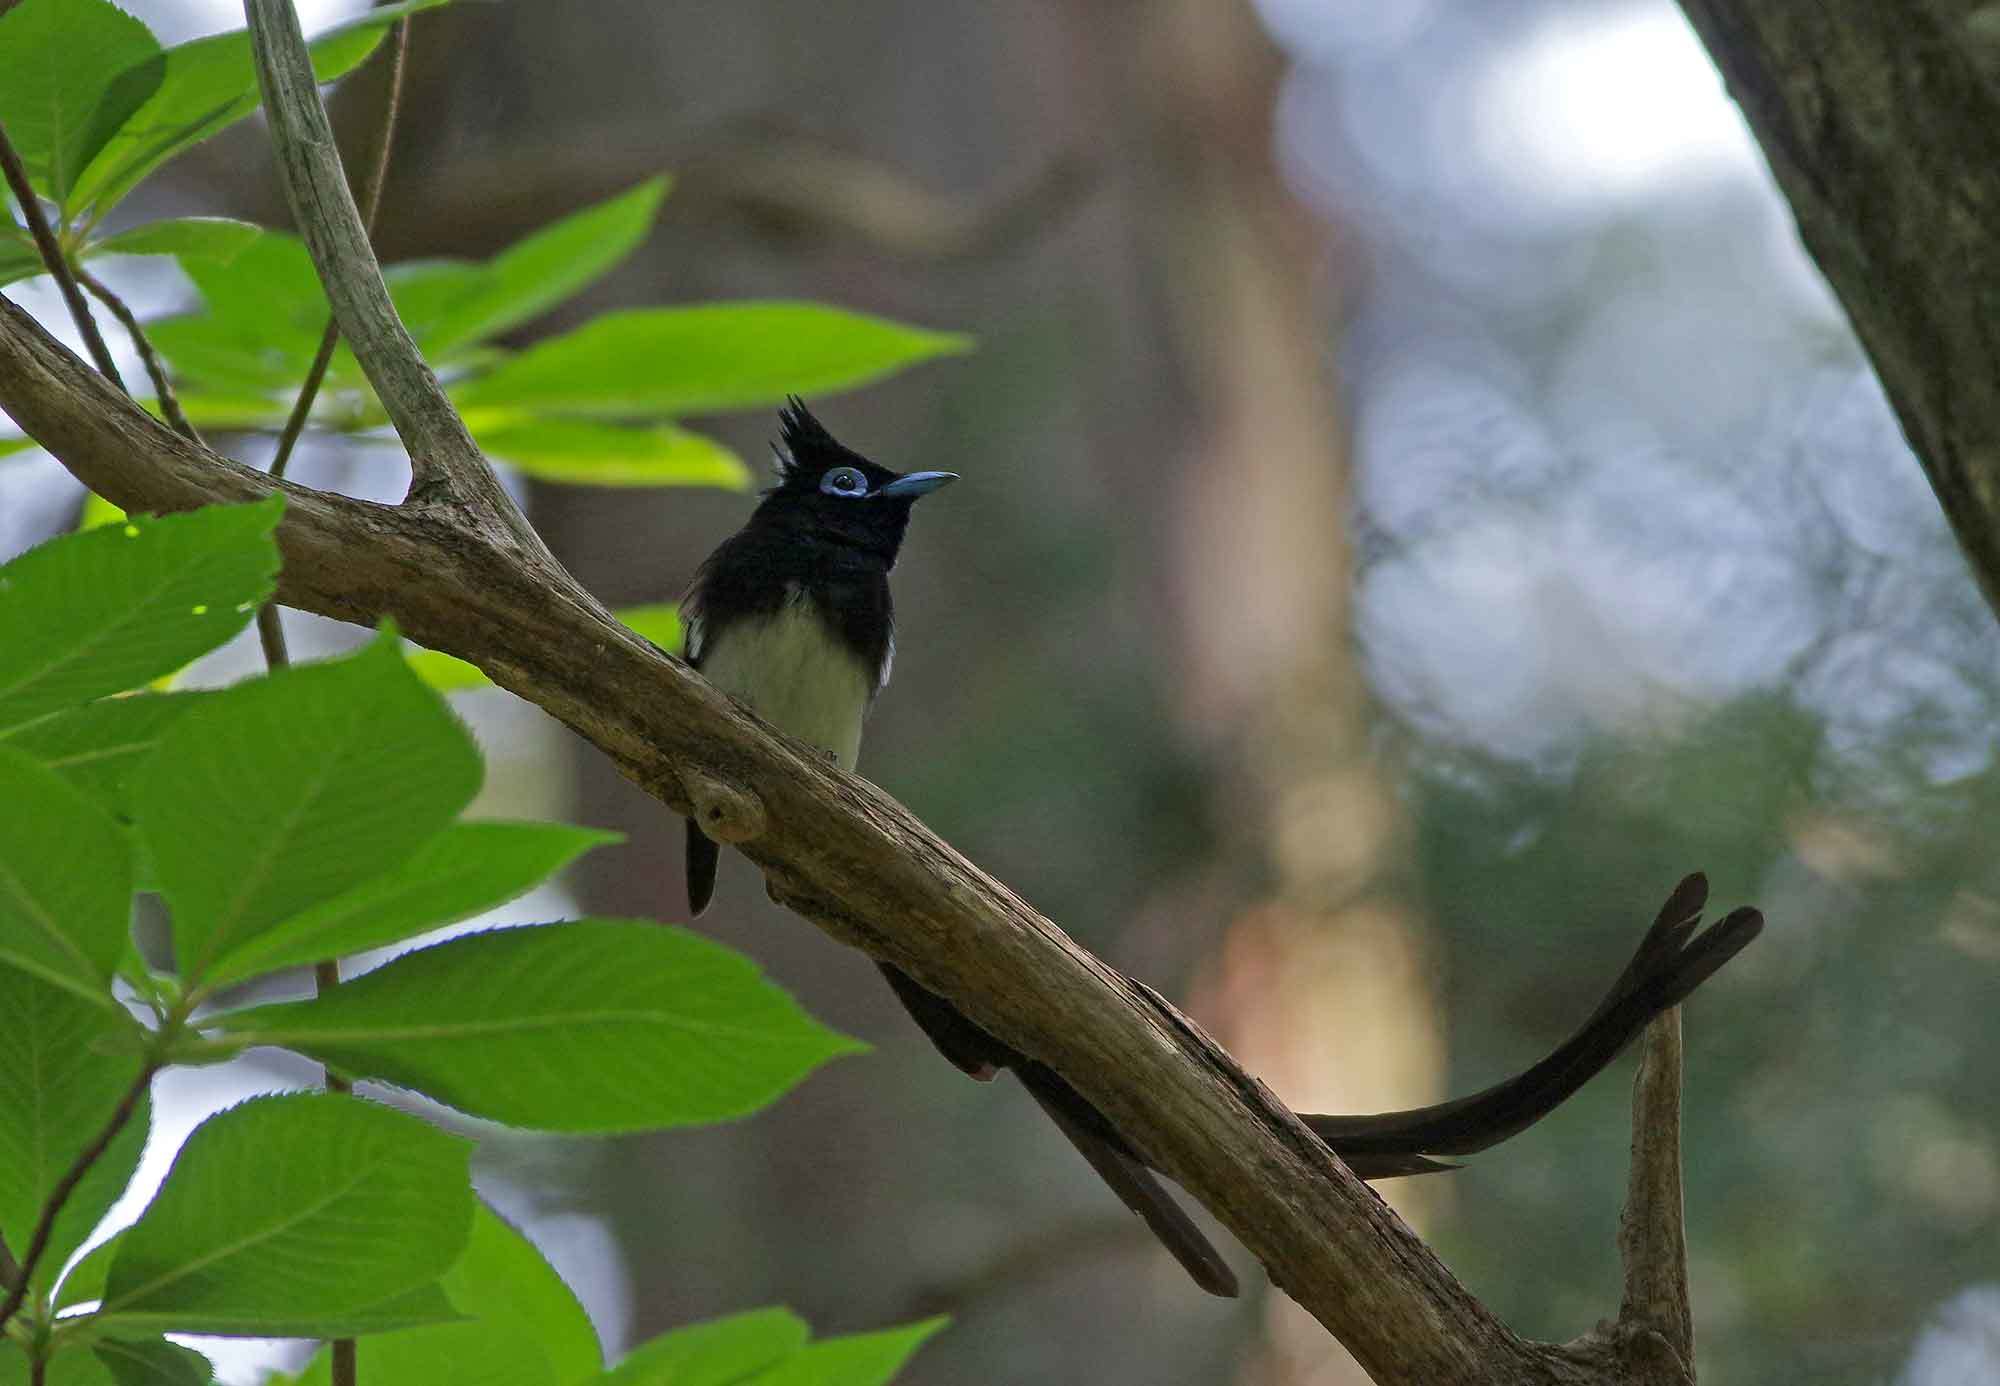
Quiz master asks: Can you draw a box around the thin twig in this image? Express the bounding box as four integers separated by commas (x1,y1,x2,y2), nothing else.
0,1064,155,1336
255,603,290,670
1617,1009,1695,1379
0,1233,22,1297
73,268,201,445
271,18,410,482
0,118,123,389
318,956,354,1386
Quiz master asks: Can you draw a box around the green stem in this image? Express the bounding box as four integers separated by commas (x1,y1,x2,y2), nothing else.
0,1063,157,1335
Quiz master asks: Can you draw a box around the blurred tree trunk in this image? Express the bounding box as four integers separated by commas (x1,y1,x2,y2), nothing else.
1677,0,2000,625
1071,5,1445,1383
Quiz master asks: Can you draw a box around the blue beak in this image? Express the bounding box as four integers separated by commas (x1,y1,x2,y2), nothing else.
876,470,958,499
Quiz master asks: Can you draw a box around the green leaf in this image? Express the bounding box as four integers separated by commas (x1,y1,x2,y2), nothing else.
409,605,678,694
0,970,149,1293
292,1201,601,1386
56,1231,126,1312
68,0,456,219
413,178,670,355
170,393,292,435
0,746,132,1004
751,1320,946,1386
600,1309,808,1386
209,920,863,1132
85,217,263,264
146,233,326,393
0,0,163,203
614,604,684,654
77,492,126,529
205,821,619,987
0,497,282,733
99,1092,474,1338
133,631,481,982
452,303,971,418
0,241,50,291
92,1338,213,1386
472,417,751,489
0,692,212,820
404,648,490,694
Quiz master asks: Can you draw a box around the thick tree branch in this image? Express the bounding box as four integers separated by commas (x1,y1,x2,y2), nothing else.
0,293,1589,1384
241,0,533,544
271,16,410,482
1676,1,2000,624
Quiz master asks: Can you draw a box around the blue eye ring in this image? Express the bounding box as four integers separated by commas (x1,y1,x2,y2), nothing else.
820,466,869,497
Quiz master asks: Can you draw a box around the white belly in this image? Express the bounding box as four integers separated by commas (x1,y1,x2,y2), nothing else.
698,599,871,771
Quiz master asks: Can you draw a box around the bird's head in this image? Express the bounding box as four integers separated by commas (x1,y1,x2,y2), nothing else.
753,398,957,559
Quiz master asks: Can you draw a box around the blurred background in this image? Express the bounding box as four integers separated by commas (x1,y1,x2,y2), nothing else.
3,0,1998,1382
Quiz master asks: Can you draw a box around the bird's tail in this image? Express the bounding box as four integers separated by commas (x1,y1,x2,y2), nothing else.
1302,872,1763,1172
1016,1060,1240,1298
686,819,719,917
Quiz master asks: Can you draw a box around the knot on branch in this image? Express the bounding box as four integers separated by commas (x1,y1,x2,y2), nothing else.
680,765,766,844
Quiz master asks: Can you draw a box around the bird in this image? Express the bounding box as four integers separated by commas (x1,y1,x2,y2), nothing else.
681,400,1763,1300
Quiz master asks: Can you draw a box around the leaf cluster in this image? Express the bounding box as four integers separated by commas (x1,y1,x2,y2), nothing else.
0,502,930,1384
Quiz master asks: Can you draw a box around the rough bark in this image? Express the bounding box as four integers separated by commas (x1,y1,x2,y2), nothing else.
1677,0,2000,623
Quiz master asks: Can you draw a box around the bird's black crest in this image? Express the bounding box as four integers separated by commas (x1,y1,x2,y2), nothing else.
772,396,869,484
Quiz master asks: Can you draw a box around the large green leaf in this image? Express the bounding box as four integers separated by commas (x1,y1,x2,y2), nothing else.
209,921,863,1132
85,217,263,265
68,0,455,220
292,1201,601,1386
0,497,282,733
472,417,750,489
205,821,620,987
408,178,670,356
599,1309,808,1386
0,692,212,820
0,746,132,1004
452,304,972,417
0,970,150,1294
751,1320,946,1386
0,0,163,203
99,1092,474,1338
132,631,482,983
91,1339,213,1386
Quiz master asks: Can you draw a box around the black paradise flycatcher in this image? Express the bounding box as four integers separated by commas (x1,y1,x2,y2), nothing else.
680,399,1762,1298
